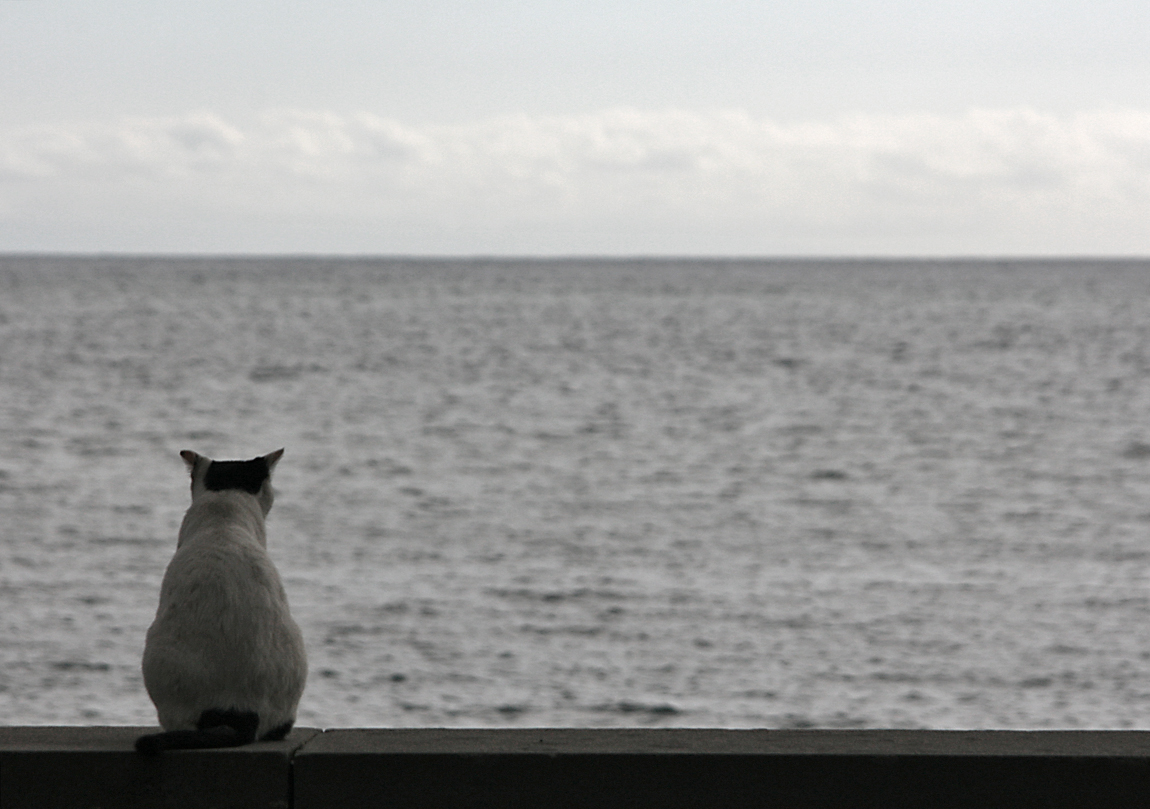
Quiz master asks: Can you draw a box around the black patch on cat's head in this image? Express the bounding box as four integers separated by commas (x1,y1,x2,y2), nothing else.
203,457,270,495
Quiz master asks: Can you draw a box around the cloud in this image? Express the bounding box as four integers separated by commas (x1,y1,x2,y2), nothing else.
3,108,1150,253
0,113,245,181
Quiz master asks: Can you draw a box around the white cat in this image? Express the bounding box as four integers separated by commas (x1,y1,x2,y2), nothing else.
136,449,307,754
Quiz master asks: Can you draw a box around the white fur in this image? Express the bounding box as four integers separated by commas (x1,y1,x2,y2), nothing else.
142,450,307,740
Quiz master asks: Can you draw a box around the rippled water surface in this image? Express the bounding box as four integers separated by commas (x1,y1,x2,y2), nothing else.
5,256,1150,729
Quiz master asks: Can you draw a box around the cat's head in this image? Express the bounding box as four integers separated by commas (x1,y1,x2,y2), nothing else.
180,449,284,515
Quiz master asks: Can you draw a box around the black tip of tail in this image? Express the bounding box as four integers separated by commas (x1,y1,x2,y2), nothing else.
134,709,260,755
135,733,165,755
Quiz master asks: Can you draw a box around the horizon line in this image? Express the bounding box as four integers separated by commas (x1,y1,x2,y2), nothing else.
3,251,1150,263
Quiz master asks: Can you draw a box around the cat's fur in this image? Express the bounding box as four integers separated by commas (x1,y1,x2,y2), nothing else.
136,449,307,754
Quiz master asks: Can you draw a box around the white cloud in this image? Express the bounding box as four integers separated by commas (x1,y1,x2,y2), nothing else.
0,113,246,181
2,108,1150,253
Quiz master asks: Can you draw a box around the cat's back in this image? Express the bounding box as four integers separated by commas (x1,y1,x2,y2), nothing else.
158,494,289,619
152,453,295,631
171,492,276,573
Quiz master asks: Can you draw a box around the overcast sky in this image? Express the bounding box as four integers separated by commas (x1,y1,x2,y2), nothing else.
3,0,1150,255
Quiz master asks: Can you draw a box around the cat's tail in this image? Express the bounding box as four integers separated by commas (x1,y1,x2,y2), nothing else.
135,709,259,755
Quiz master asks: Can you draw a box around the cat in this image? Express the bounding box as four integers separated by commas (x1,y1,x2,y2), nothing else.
135,449,307,754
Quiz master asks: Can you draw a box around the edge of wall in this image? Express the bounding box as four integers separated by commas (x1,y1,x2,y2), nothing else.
5,727,1150,809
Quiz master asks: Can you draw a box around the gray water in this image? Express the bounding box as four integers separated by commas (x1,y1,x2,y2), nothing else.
4,256,1150,730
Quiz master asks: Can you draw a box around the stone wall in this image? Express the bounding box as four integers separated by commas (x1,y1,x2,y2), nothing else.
4,727,1150,808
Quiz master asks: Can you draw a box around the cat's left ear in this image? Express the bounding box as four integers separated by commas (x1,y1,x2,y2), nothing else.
264,448,284,474
180,450,201,471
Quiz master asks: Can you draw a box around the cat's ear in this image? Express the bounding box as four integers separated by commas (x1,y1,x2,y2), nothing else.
264,448,284,474
180,450,201,471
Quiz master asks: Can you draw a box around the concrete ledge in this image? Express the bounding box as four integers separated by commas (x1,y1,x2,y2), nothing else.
291,729,1150,809
5,728,1150,808
0,726,319,809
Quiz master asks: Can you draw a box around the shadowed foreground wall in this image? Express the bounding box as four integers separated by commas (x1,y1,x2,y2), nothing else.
4,727,1150,808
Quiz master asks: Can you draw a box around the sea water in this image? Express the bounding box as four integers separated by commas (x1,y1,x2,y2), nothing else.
4,256,1150,730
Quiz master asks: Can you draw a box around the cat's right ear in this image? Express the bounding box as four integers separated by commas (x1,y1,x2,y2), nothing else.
180,450,201,471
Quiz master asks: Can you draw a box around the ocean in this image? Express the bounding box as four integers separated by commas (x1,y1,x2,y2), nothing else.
4,255,1150,730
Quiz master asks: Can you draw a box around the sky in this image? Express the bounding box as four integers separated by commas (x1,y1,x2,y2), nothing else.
2,0,1150,255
